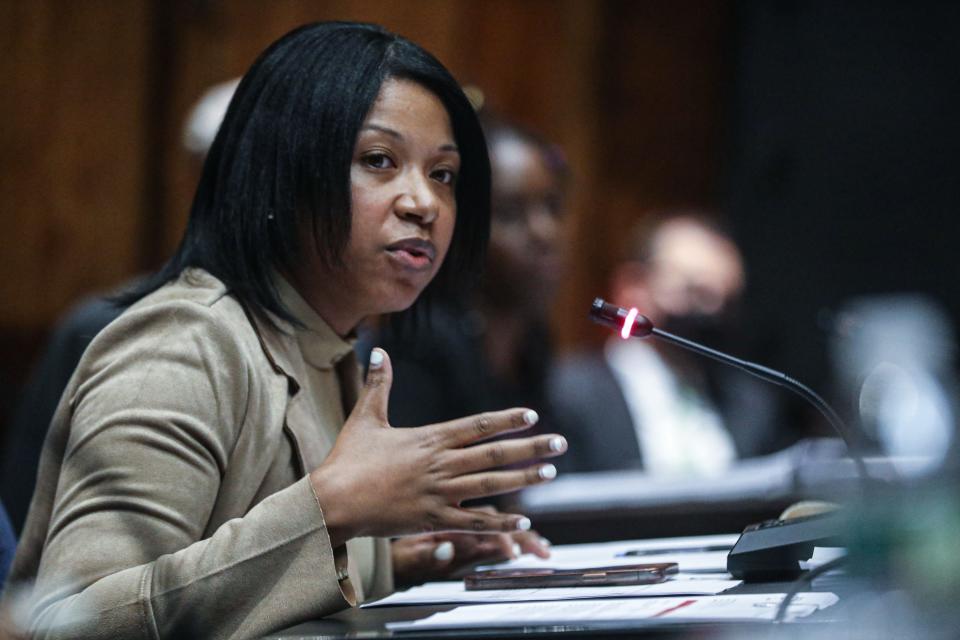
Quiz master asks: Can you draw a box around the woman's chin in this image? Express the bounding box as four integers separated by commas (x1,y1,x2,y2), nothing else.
377,290,424,315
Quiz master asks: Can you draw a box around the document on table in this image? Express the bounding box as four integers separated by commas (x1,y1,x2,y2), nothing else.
363,575,741,608
386,592,840,631
473,534,845,575
475,534,740,574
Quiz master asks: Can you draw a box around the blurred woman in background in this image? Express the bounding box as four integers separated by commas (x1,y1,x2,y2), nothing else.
377,107,569,437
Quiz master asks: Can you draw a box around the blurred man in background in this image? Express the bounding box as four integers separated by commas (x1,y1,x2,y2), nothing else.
551,213,782,476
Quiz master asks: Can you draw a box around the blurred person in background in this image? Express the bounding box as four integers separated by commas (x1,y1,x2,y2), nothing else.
0,78,239,534
372,104,569,438
551,213,782,476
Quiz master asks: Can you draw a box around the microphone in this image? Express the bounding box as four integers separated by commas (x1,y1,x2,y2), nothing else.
590,298,873,583
589,298,868,481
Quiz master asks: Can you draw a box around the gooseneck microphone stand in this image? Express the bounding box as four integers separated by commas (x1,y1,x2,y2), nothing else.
589,298,869,482
589,298,874,590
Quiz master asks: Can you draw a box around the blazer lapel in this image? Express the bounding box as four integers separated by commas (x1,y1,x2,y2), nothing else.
243,307,331,474
285,351,361,474
282,394,330,475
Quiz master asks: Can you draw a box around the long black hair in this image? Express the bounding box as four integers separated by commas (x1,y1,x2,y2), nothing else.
121,22,490,326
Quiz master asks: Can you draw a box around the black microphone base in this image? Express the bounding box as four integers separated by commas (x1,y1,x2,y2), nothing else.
727,511,846,582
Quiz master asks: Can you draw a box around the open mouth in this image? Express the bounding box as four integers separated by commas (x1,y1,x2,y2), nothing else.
386,238,437,271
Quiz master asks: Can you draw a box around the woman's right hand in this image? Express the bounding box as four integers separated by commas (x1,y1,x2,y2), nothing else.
309,348,566,547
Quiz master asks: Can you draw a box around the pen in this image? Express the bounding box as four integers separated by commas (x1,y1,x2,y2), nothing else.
618,545,732,557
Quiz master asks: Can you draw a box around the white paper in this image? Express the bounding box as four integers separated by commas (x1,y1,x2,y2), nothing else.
802,545,847,569
473,534,845,576
363,576,741,608
386,592,840,631
475,534,740,574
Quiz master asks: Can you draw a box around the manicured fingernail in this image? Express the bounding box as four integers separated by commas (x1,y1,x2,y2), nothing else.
433,541,454,562
549,436,566,452
516,517,532,531
539,464,557,480
523,410,539,425
369,349,384,369
512,543,522,558
541,538,552,547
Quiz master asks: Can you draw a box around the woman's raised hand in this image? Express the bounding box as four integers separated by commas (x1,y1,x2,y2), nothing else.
309,348,566,548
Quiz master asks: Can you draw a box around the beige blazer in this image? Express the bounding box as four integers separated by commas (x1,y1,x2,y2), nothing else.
4,269,392,639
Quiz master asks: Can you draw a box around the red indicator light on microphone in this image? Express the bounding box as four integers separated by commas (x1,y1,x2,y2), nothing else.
621,307,639,339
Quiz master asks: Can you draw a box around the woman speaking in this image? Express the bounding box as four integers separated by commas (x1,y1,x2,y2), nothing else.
3,22,566,639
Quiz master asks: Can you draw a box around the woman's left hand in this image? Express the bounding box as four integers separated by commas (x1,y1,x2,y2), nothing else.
391,511,551,586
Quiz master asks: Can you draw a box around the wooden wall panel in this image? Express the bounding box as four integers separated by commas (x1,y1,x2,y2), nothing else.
0,1,151,432
0,1,149,327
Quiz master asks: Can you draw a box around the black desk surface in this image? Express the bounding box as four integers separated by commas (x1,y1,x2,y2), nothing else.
264,579,849,639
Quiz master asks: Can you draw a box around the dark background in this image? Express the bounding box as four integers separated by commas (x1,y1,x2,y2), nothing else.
727,0,960,395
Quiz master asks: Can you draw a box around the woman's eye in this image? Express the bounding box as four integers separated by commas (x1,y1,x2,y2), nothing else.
432,168,457,185
362,152,395,170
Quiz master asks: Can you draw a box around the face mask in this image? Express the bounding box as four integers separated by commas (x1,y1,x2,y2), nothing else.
659,312,734,348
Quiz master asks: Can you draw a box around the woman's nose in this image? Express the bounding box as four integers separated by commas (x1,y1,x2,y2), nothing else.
395,173,439,224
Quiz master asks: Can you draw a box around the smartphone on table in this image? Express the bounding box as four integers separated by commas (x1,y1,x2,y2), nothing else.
464,562,678,590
